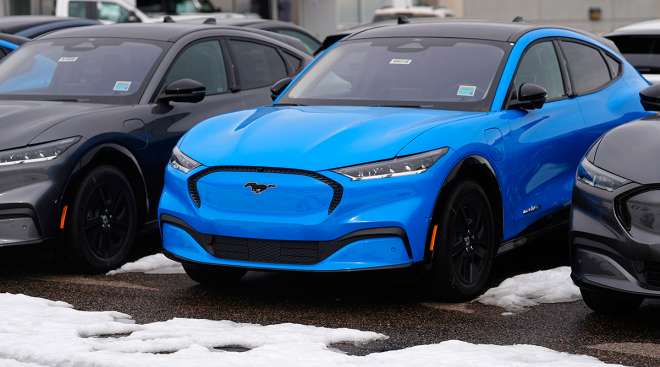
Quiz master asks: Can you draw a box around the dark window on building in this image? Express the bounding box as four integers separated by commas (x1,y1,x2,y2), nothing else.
561,41,612,94
229,40,288,89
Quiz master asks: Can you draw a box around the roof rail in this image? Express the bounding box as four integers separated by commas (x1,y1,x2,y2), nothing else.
203,17,217,24
163,16,175,23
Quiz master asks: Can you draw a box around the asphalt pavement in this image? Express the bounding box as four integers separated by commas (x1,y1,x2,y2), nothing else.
0,232,658,367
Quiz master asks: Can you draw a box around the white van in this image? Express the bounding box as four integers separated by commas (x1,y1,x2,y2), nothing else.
55,0,251,24
56,0,152,23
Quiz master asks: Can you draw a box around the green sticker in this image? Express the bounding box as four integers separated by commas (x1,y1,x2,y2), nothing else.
113,81,132,92
457,85,477,97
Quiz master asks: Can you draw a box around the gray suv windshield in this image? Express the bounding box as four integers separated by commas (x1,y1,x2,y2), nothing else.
0,38,166,104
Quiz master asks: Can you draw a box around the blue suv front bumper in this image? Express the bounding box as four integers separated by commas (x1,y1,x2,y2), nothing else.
158,161,449,272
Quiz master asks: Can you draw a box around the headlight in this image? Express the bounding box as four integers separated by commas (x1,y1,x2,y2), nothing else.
576,157,630,192
0,137,79,166
169,146,200,173
334,147,448,181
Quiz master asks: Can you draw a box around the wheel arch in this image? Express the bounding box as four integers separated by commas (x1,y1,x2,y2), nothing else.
60,143,150,226
445,155,502,232
428,155,504,259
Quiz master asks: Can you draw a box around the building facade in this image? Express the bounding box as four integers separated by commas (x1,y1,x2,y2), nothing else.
2,0,660,38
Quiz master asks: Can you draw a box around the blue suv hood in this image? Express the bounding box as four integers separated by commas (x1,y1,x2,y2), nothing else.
180,106,482,171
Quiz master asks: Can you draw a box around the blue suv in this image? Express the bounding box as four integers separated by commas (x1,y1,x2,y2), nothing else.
159,22,649,299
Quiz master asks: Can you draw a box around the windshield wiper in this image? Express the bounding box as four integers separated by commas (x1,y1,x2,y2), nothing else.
273,102,306,107
371,104,427,108
48,98,85,102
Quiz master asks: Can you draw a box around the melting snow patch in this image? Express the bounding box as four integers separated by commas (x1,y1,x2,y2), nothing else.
107,253,185,275
476,266,581,312
0,292,623,366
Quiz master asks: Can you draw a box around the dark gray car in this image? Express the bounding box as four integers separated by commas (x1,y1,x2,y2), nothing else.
571,84,660,314
0,23,309,272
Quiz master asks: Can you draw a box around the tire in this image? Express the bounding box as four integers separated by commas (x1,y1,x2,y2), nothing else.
581,288,643,314
183,264,246,287
65,165,138,273
428,180,497,301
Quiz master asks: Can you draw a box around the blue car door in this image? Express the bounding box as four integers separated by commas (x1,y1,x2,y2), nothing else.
500,40,585,237
559,40,647,148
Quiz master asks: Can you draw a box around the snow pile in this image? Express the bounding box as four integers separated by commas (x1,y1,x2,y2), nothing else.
0,292,622,367
477,267,581,312
107,253,185,275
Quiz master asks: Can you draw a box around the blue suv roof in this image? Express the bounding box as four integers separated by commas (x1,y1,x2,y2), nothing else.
347,21,532,42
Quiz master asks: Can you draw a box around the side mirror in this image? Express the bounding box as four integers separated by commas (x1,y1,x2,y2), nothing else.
510,83,547,110
640,84,660,111
158,79,206,104
271,77,292,101
127,11,140,23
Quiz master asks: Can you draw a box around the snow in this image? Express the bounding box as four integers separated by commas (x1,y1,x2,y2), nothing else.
107,253,185,275
476,266,582,312
0,292,621,367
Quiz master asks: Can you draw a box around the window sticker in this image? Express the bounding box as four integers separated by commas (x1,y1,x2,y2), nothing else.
457,85,477,97
58,56,78,63
113,81,132,92
389,58,412,65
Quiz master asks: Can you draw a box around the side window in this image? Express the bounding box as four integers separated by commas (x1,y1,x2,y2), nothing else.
281,51,303,75
229,40,288,90
98,2,131,23
69,1,96,19
513,41,566,101
274,29,320,54
561,41,611,94
604,53,621,79
164,40,228,95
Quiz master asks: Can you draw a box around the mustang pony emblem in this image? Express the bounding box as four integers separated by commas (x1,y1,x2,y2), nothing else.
244,182,276,194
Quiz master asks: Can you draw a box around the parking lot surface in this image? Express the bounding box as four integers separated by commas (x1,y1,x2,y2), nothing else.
0,233,658,367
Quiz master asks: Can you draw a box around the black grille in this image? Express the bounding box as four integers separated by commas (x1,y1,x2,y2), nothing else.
160,214,412,266
187,166,343,214
206,236,345,265
644,262,660,287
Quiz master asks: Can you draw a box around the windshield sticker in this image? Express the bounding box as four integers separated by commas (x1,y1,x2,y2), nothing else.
113,81,132,92
389,58,412,65
457,85,477,97
58,56,78,63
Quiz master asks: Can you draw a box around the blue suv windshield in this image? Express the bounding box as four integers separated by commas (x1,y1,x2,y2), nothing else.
0,38,167,104
281,37,510,111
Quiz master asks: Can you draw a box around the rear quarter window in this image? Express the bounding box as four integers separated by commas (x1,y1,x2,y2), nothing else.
561,41,612,95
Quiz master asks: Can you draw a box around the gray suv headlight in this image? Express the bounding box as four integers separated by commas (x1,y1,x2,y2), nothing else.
169,146,201,173
334,148,448,181
0,137,79,167
576,157,630,192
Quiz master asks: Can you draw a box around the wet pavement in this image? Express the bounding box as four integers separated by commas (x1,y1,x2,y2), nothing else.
0,232,658,367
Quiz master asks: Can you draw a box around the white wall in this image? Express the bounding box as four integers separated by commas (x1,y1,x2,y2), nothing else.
454,0,660,33
300,0,337,38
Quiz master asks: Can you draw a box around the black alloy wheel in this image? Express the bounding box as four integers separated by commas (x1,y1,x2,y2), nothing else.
66,165,138,272
429,180,497,301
